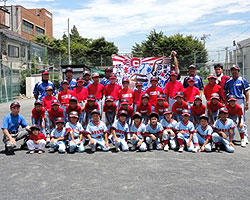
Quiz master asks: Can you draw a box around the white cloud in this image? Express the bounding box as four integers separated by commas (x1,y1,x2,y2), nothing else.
214,20,246,26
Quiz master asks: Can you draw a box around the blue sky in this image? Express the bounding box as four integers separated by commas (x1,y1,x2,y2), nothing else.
4,0,250,62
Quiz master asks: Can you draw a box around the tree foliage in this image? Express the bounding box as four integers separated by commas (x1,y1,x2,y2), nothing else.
132,30,208,69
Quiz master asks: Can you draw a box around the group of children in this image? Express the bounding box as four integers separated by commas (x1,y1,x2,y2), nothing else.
24,71,248,154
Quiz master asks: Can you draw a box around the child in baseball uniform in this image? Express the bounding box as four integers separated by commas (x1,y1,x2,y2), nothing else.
31,100,46,136
86,109,110,152
66,111,85,153
172,92,189,122
133,82,145,112
84,95,99,126
26,124,46,154
130,112,147,151
72,76,89,108
190,95,206,127
226,95,247,147
48,100,64,133
183,77,200,108
118,78,134,106
155,94,169,121
144,112,164,150
160,108,178,151
117,99,134,125
111,110,130,152
42,86,57,110
207,93,223,125
176,110,200,152
58,80,73,117
136,93,152,124
49,117,67,153
103,96,117,131
196,114,213,152
212,108,235,153
66,97,83,123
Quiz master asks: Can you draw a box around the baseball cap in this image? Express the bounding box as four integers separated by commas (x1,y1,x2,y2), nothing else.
10,101,20,109
194,95,202,101
42,69,49,75
199,114,209,121
65,67,73,73
227,95,237,101
208,74,217,79
122,78,129,83
109,73,117,79
105,67,113,72
62,80,69,85
92,73,99,78
34,100,43,106
141,93,149,100
211,93,220,100
231,65,240,71
91,109,100,115
133,112,142,120
105,96,114,102
30,124,41,131
56,117,65,123
69,96,78,103
118,110,128,117
163,108,172,115
169,71,177,76
188,65,196,69
45,86,53,91
87,95,95,101
77,76,84,82
182,109,190,116
51,99,60,106
157,94,165,100
150,76,158,82
83,70,91,76
69,111,79,118
219,107,228,114
149,112,159,120
136,82,143,87
188,77,195,82
175,92,184,99
120,99,129,105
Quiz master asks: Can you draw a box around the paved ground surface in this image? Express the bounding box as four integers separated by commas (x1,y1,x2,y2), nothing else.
0,99,250,200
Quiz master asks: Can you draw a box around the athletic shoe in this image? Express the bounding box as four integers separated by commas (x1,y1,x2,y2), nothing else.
169,139,176,149
29,150,35,154
115,146,120,152
38,150,44,154
178,146,184,152
245,137,249,144
149,143,153,150
164,145,169,151
49,148,55,153
241,139,246,147
91,145,96,152
216,146,220,152
131,145,136,151
192,146,200,153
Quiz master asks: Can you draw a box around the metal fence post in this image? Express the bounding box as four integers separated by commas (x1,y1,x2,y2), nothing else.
0,60,2,103
10,61,13,101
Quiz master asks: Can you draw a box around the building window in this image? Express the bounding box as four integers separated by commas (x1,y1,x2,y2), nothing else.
21,46,26,58
23,20,34,35
35,26,45,35
8,45,19,58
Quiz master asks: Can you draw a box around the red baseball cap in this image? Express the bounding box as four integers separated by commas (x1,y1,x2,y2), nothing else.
42,69,49,75
120,99,129,105
157,94,165,100
87,95,95,101
56,117,65,123
51,100,60,106
228,95,237,101
175,92,184,99
169,71,177,76
77,76,84,82
188,77,195,82
208,74,217,79
109,73,117,79
10,101,20,109
105,96,114,102
211,93,220,100
163,108,172,115
182,109,190,116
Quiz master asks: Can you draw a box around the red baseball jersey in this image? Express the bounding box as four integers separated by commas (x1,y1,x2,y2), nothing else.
32,108,46,119
103,102,117,113
29,132,46,141
48,107,64,121
72,86,89,102
66,104,82,115
204,84,224,102
104,83,121,101
88,83,104,100
84,102,99,114
172,101,189,114
58,90,73,105
164,81,184,98
218,75,230,90
42,96,57,110
146,86,164,106
155,102,169,115
133,90,145,105
191,104,206,116
226,104,243,116
136,103,152,115
118,88,134,105
183,86,200,103
118,106,134,118
207,101,223,113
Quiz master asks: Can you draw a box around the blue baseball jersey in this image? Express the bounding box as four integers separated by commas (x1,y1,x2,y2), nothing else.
145,122,164,136
224,76,250,99
100,77,110,86
130,123,146,139
183,75,204,90
59,78,77,91
65,122,84,140
196,124,213,140
2,113,28,133
176,121,195,137
86,121,108,139
213,118,235,136
111,120,129,137
33,80,55,100
51,127,66,138
160,118,177,130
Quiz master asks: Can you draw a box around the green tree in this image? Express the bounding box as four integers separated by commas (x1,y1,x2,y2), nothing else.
132,30,208,70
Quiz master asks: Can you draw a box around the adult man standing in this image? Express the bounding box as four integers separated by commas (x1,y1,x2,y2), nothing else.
224,65,249,143
100,67,113,86
2,102,31,154
183,65,204,93
33,69,55,100
59,67,77,91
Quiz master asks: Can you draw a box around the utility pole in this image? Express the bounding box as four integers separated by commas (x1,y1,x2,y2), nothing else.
201,34,211,49
68,18,71,65
217,51,220,62
225,47,229,75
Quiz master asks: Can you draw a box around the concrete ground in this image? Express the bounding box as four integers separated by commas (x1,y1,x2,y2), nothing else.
0,99,250,200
